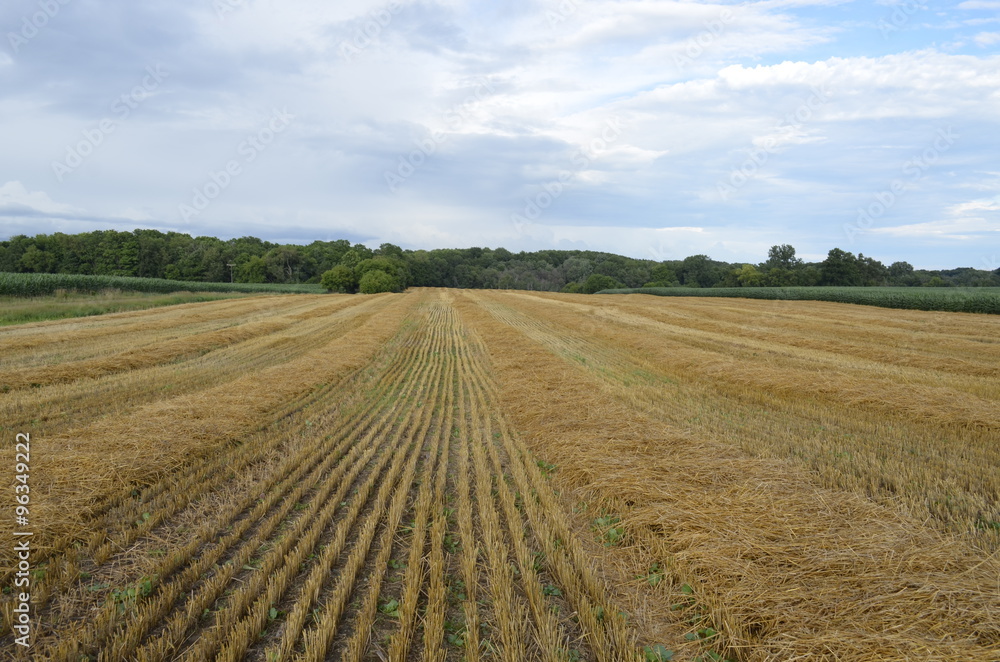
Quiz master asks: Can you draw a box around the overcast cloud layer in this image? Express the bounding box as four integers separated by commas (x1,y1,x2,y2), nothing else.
1,0,998,268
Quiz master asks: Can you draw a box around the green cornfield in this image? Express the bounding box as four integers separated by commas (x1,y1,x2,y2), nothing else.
600,286,1000,314
0,272,325,297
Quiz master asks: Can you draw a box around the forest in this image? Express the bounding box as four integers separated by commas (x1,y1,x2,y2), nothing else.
1,229,998,293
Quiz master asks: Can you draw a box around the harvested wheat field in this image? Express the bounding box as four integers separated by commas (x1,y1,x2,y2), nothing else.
1,288,998,661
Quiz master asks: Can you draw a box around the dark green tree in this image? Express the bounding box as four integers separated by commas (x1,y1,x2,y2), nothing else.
820,248,862,286
765,244,802,271
581,273,624,294
857,254,887,286
236,255,268,283
359,269,398,293
320,265,357,293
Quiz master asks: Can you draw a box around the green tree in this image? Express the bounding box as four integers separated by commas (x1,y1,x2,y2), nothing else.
677,255,722,288
765,244,802,271
735,264,763,287
359,269,398,293
887,261,915,285
762,267,794,287
561,256,593,283
375,242,405,260
357,257,409,289
236,255,268,283
820,248,861,286
856,253,887,286
320,264,357,293
647,263,678,286
581,273,623,294
265,246,304,283
18,245,57,273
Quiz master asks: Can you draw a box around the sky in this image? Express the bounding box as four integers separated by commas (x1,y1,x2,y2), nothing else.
0,0,998,269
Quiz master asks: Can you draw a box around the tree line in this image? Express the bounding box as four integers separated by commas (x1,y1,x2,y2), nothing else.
1,231,997,293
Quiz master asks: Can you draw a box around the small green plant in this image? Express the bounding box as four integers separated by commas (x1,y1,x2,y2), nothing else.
975,518,1000,531
444,619,466,647
638,563,665,587
542,584,562,597
592,514,624,546
643,644,675,661
536,459,557,476
110,587,138,612
686,627,718,642
379,599,401,618
448,579,467,603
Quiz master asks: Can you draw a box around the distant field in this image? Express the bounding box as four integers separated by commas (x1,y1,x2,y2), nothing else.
0,271,324,297
601,285,1000,314
0,291,256,326
1,290,997,661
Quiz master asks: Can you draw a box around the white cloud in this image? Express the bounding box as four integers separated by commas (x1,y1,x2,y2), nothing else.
958,0,1000,8
871,197,1000,239
973,31,1000,45
0,1,998,269
0,181,81,216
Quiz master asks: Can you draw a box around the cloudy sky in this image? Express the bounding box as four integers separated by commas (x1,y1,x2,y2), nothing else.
1,0,998,268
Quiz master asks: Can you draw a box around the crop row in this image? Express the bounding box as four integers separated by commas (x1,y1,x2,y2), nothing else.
6,292,644,660
0,271,324,296
602,285,1000,314
460,289,1000,661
